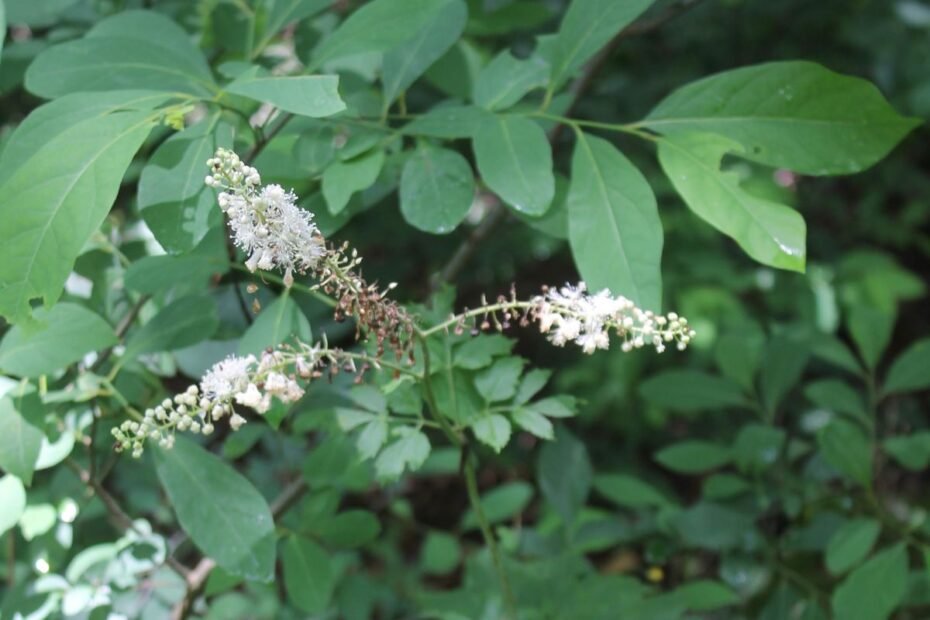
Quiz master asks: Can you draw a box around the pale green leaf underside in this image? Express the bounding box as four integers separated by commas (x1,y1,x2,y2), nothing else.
568,132,663,310
658,132,806,272
645,61,920,175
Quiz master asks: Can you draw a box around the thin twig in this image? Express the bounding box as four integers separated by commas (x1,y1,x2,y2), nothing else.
89,295,150,372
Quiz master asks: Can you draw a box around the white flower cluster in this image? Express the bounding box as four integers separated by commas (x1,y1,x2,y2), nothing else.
533,283,695,354
206,148,325,286
113,349,311,457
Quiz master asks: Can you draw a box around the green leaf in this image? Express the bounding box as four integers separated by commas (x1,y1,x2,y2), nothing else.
124,252,228,296
525,395,577,418
356,419,388,460
139,116,233,253
639,370,748,413
675,503,755,551
0,393,44,485
472,115,554,216
461,481,533,530
568,132,663,310
511,408,554,440
0,1,6,66
543,0,655,90
374,428,431,480
454,334,514,370
225,74,345,118
18,504,57,541
0,110,156,325
399,144,475,234
759,331,810,413
315,510,381,549
238,293,312,357
421,530,461,574
882,338,930,395
123,295,219,360
153,437,276,581
4,0,77,26
25,10,216,98
402,104,493,139
282,536,335,613
256,0,330,55
0,303,116,377
818,419,872,486
645,61,920,175
673,580,739,612
826,519,881,576
832,544,907,620
812,334,863,375
311,0,450,67
0,474,26,536
883,433,930,471
714,325,765,391
381,0,467,109
514,368,551,404
657,132,806,272
473,51,549,111
321,149,385,214
733,424,786,473
655,441,732,474
847,305,894,370
471,414,512,452
594,473,670,509
538,429,591,525
804,380,869,422
474,357,524,402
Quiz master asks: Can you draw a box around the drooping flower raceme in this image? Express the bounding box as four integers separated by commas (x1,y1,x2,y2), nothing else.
206,148,325,286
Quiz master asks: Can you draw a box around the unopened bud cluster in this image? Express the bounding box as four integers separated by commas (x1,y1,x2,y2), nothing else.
532,283,694,353
207,148,325,286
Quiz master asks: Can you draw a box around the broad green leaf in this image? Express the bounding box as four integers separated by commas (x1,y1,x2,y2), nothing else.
454,334,514,370
282,536,334,613
461,481,533,530
0,110,156,325
594,473,670,509
382,0,467,109
514,368,551,404
470,414,512,452
811,334,863,375
255,0,330,56
832,544,907,620
0,474,26,536
882,338,930,395
421,530,461,574
826,519,881,576
139,116,233,253
543,0,655,90
225,74,345,118
311,0,449,67
153,437,275,581
658,132,806,272
714,325,765,391
759,331,810,413
818,419,872,486
25,10,216,98
0,2,5,66
473,51,549,111
568,132,663,310
474,357,524,402
4,0,77,26
0,90,170,188
18,504,57,540
399,145,475,234
847,305,894,370
538,429,591,525
375,428,431,480
123,294,219,360
315,510,381,549
322,149,385,214
702,473,750,500
675,503,755,551
124,252,228,296
0,393,44,485
0,303,116,377
238,293,312,357
402,104,493,139
883,433,930,471
645,61,920,175
472,115,554,216
639,370,748,413
524,395,576,418
655,441,732,474
733,424,786,473
674,580,739,612
511,408,554,440
804,380,868,422
356,419,388,460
